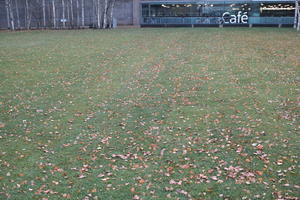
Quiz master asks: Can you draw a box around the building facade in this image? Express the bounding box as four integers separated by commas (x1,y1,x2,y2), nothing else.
0,0,296,29
139,0,296,27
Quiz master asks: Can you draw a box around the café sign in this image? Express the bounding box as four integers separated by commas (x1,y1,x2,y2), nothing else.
222,11,248,24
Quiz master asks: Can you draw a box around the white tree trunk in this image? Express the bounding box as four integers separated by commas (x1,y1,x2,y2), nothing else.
42,0,46,27
297,3,300,31
52,0,56,28
295,0,299,28
93,0,96,26
15,0,20,29
297,0,300,30
25,0,28,29
103,0,108,29
8,0,15,30
81,0,84,26
109,0,116,28
24,0,32,29
62,0,66,28
67,0,70,27
70,0,74,27
97,0,102,28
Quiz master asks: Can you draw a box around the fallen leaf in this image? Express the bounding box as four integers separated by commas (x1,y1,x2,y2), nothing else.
78,174,86,179
138,179,145,184
62,194,71,198
130,187,135,193
276,160,283,165
180,164,190,169
133,195,140,200
169,179,182,185
256,171,263,176
256,144,264,150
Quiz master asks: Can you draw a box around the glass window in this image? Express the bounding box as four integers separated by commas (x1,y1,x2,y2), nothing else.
141,2,296,20
260,3,295,17
202,3,224,17
142,4,150,17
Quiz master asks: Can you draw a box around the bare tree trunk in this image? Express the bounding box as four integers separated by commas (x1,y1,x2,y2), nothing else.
52,0,56,28
97,0,102,28
295,0,299,28
297,0,300,30
93,0,96,27
7,0,15,30
109,0,116,28
25,0,31,29
5,0,10,29
81,0,84,26
15,0,20,29
62,0,66,28
70,0,74,27
42,0,46,28
25,0,28,28
298,5,300,31
103,0,108,29
76,0,79,27
67,0,70,27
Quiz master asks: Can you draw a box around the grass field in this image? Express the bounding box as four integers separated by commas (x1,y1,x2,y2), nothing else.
0,28,299,200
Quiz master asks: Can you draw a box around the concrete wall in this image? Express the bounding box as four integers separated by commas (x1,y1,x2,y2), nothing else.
115,0,140,26
115,0,133,25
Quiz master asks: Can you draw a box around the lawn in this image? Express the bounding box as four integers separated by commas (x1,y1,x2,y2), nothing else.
0,28,299,200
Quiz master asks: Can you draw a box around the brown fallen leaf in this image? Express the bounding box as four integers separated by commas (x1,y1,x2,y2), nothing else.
78,174,86,179
277,160,283,165
167,167,174,173
62,193,71,198
256,144,264,150
0,123,5,128
138,179,145,184
169,179,182,185
130,187,135,193
256,171,263,176
236,146,243,153
165,187,174,191
101,177,110,181
133,195,140,200
180,164,190,169
87,125,94,129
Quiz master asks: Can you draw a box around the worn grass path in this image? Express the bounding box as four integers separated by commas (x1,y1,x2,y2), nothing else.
0,28,299,199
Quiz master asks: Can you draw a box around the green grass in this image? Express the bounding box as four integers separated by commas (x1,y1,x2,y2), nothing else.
0,28,299,200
